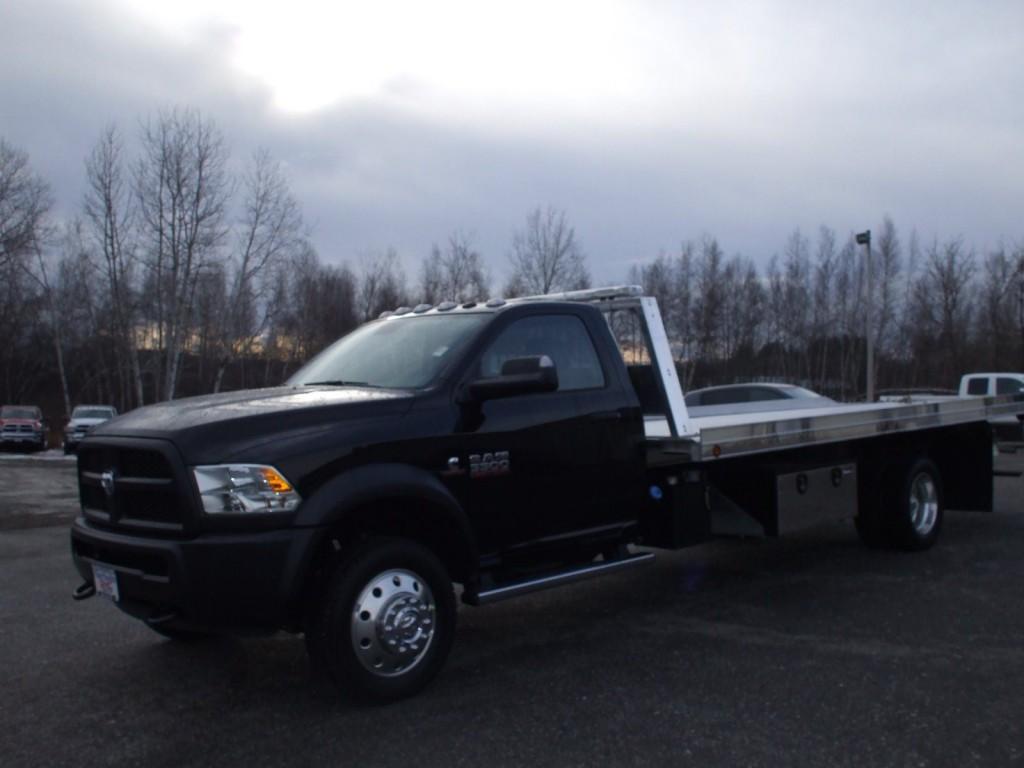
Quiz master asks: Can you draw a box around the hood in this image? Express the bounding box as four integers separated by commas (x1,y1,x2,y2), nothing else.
68,417,111,429
1,418,42,427
93,385,417,461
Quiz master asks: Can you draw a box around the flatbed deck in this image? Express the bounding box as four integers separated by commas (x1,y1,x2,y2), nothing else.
646,395,1024,463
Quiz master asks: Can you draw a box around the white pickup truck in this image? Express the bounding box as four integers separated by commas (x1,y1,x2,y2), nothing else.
960,373,1024,442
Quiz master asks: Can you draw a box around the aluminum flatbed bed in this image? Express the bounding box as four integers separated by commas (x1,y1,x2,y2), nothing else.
644,395,1024,462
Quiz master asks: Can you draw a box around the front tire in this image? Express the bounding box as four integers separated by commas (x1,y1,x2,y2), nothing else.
306,537,456,704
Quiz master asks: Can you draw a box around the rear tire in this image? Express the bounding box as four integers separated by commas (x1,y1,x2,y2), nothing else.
891,458,943,551
305,537,456,704
855,457,943,551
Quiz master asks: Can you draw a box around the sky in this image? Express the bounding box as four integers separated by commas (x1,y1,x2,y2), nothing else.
2,0,1022,286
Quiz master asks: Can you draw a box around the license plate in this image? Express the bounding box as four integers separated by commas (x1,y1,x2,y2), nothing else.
92,564,120,602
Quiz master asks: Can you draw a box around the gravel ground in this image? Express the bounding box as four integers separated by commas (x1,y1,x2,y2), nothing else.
0,454,1022,767
0,450,78,530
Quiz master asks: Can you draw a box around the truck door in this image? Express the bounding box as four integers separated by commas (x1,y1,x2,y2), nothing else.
459,312,627,547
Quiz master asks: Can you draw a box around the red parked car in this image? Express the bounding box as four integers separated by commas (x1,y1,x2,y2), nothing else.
0,404,47,451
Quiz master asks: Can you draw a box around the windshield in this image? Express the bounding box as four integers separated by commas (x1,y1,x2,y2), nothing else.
73,408,114,419
289,314,489,390
1,406,40,419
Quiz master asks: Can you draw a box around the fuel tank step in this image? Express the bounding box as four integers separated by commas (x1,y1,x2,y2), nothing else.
463,551,655,606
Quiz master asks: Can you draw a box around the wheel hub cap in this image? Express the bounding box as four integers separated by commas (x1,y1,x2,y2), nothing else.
909,472,938,536
351,569,435,677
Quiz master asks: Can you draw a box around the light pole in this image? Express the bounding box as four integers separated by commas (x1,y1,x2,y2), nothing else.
855,230,874,402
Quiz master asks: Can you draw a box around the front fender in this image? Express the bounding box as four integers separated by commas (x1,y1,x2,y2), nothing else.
285,463,478,598
293,463,467,528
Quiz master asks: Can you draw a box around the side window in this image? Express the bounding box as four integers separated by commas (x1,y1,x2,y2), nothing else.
749,387,787,402
966,378,988,395
996,377,1024,395
480,315,605,391
702,388,747,406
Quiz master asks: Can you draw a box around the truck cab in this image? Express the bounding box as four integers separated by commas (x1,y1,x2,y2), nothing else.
959,372,1024,397
71,296,651,701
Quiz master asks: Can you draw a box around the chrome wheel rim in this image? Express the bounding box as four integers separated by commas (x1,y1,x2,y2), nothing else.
350,569,436,677
909,472,939,536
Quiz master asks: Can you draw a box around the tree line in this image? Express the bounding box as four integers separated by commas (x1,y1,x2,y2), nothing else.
629,224,1024,398
2,110,1023,418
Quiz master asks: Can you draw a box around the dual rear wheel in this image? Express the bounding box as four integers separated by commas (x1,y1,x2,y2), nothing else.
856,457,944,551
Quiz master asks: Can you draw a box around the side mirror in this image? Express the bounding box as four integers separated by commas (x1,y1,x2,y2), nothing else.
467,355,559,402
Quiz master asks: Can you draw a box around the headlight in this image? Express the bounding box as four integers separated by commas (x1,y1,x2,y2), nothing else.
192,464,302,515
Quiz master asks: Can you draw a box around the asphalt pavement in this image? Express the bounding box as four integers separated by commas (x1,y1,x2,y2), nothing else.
1,453,1023,767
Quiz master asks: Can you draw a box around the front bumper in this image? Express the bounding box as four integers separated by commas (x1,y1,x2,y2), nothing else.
0,432,45,447
70,517,321,633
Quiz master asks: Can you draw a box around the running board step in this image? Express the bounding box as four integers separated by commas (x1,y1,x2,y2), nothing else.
463,552,655,606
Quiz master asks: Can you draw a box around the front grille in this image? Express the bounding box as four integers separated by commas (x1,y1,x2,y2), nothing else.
78,442,190,533
3,425,34,434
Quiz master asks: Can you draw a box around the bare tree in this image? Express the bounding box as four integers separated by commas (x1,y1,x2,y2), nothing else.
134,108,230,400
722,253,763,378
872,216,902,369
894,229,921,371
782,229,811,380
505,206,590,296
673,242,696,385
84,125,144,408
211,148,304,392
810,227,838,390
421,231,489,304
691,237,726,377
764,254,787,378
911,238,977,386
0,255,48,402
0,139,52,271
978,246,1015,369
1015,244,1024,371
280,245,359,365
628,250,676,327
357,248,407,321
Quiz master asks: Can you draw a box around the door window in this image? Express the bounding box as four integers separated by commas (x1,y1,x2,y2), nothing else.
481,315,605,391
996,377,1024,395
966,378,989,395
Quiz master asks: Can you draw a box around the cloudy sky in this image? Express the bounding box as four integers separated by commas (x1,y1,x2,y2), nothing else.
2,0,1022,285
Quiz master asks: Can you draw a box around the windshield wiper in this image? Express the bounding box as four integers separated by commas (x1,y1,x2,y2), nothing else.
303,380,378,388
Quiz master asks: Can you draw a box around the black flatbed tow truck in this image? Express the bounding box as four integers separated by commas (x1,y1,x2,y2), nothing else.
70,286,1022,702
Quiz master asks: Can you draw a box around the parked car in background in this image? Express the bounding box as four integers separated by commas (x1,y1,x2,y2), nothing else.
63,405,118,454
876,374,1024,443
959,373,1024,442
684,383,835,417
959,373,1024,397
0,404,47,451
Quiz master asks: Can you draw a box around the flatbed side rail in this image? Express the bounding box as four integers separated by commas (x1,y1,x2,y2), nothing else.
689,394,1024,461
